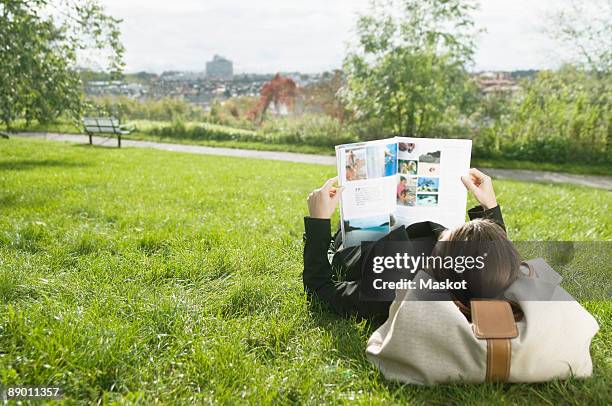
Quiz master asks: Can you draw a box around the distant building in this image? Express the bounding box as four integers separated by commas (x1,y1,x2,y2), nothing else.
206,55,233,80
475,72,520,95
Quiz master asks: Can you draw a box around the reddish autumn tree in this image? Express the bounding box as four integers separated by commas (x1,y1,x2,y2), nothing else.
248,74,298,123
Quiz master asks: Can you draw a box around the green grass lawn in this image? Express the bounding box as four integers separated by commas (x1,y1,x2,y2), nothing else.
0,138,610,403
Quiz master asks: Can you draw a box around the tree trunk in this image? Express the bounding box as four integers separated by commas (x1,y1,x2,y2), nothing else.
395,103,403,136
406,102,416,137
1,120,11,138
416,111,426,137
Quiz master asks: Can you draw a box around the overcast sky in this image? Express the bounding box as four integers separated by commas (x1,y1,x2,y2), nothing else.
99,0,572,73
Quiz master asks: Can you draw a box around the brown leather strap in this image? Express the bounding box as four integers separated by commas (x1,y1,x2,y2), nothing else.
472,300,518,338
471,300,518,383
455,299,524,322
486,338,511,382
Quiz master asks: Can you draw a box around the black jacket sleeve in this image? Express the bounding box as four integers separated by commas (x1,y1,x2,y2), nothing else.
467,205,506,231
302,217,390,320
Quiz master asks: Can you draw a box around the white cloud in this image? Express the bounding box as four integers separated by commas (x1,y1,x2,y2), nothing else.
99,0,573,73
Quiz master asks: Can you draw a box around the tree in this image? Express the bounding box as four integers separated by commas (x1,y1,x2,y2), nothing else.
0,0,124,131
248,74,298,123
302,70,348,123
476,0,610,164
548,0,612,73
342,0,479,137
492,66,610,164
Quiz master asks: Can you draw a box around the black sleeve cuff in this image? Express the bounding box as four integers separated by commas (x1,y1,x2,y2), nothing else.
468,205,497,218
468,205,484,220
304,217,331,239
467,205,505,231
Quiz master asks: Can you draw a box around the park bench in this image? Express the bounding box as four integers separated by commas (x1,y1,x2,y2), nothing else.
82,117,131,148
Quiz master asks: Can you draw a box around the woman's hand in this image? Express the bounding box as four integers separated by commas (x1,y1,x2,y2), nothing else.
307,177,344,219
461,168,498,209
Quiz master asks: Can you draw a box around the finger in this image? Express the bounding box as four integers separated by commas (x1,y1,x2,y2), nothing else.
331,187,344,202
461,175,478,193
322,176,338,190
329,186,343,196
469,168,489,182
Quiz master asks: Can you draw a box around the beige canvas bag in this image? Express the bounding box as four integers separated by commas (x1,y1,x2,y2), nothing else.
365,258,599,385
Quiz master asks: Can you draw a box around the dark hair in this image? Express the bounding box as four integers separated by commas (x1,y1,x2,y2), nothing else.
400,176,407,182
430,219,520,305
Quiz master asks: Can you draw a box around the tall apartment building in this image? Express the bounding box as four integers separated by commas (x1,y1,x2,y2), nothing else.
206,55,233,80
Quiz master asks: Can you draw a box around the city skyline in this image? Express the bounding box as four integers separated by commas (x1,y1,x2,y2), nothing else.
99,0,574,74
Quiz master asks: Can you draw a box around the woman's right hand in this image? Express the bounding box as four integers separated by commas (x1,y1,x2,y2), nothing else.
461,168,498,209
307,177,344,219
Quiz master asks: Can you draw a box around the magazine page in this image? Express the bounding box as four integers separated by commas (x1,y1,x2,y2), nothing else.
336,139,398,247
394,137,472,230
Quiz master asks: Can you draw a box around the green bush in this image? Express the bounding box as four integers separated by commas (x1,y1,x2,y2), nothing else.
476,67,611,164
207,98,258,130
87,96,209,122
260,115,357,147
144,119,266,143
134,115,356,148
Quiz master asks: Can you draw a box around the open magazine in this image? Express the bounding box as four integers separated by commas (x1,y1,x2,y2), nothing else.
336,137,472,247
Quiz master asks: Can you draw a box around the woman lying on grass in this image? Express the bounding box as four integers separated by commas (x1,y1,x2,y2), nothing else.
303,168,517,321
303,169,599,385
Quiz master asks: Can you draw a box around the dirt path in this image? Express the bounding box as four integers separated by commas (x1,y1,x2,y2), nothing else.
10,132,612,190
